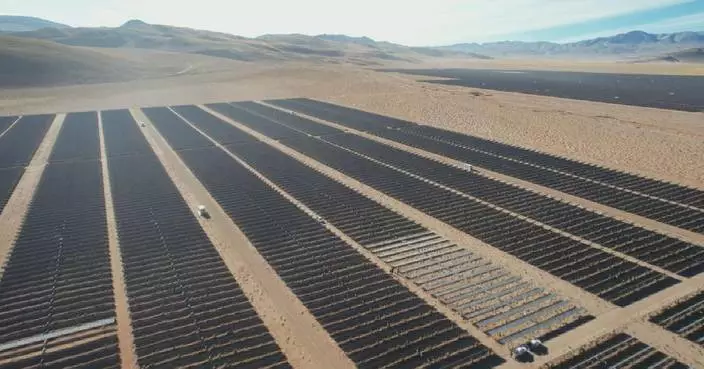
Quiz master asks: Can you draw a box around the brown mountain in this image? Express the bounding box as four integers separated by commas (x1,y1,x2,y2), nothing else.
0,35,136,87
630,48,704,63
0,15,69,32
0,34,238,88
10,20,490,64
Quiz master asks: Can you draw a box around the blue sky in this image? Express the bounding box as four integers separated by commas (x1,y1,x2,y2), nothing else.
3,0,704,45
505,0,704,42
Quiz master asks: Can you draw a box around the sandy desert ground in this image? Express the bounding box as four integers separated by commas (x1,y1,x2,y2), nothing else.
0,59,702,188
391,57,704,75
1,56,703,368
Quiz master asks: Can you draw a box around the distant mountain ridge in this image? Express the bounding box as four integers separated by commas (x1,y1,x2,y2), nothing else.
631,47,704,63
0,34,158,87
316,34,377,46
7,19,490,64
0,15,70,32
439,30,704,57
3,16,704,61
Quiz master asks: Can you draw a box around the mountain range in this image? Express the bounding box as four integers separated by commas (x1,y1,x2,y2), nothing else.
0,15,69,32
439,30,704,58
0,17,485,65
0,16,704,66
2,15,703,61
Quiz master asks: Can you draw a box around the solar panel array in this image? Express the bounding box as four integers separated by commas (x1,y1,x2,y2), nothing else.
550,333,689,369
0,167,24,214
218,101,704,277
0,327,121,369
650,291,704,346
268,98,704,233
0,114,54,169
0,94,700,369
0,114,53,213
50,112,101,163
211,102,680,307
0,111,119,368
179,105,597,347
227,141,595,348
102,109,291,368
147,105,505,368
179,106,596,346
322,133,704,277
0,116,18,135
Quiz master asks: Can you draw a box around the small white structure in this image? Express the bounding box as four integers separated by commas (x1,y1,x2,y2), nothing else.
513,345,529,358
463,163,473,172
528,338,543,350
139,121,146,127
197,205,209,218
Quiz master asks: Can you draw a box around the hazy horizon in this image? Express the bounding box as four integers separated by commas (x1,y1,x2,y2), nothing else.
3,0,704,46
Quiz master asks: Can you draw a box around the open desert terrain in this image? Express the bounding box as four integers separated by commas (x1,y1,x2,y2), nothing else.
1,58,702,186
0,19,703,369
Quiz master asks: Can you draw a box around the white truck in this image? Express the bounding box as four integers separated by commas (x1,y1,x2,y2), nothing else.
197,205,210,219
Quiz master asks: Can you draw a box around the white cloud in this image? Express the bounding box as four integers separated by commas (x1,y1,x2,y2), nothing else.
2,0,694,45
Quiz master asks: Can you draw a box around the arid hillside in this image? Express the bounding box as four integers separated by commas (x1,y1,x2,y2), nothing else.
1,19,495,89
631,48,704,64
0,36,143,87
0,35,250,87
9,20,485,66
